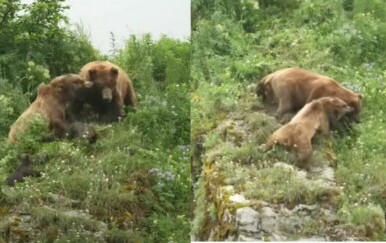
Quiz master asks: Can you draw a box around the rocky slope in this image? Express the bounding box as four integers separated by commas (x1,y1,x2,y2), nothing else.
192,85,379,241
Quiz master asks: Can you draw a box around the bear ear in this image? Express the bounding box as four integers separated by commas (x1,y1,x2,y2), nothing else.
110,67,119,78
50,81,64,94
358,93,364,100
88,69,97,80
37,83,51,96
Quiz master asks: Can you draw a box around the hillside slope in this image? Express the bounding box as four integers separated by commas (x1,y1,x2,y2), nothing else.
0,35,190,243
192,0,386,241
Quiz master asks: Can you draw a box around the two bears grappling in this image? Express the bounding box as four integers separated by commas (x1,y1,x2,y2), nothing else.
6,61,136,186
256,67,363,168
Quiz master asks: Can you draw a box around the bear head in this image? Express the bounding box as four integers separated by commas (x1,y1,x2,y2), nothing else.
321,97,354,122
88,67,119,102
345,93,364,123
39,74,93,101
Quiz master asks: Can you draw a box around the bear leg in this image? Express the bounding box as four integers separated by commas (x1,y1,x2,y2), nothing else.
100,101,125,123
296,142,313,162
276,97,294,117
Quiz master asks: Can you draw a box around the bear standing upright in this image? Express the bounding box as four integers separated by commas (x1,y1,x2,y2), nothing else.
73,61,137,122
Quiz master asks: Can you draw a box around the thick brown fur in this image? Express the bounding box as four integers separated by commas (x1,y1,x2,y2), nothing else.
74,61,137,122
5,154,40,186
8,74,93,143
265,97,353,162
256,67,364,122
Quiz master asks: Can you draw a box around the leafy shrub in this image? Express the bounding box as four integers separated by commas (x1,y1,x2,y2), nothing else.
0,85,29,137
338,204,385,239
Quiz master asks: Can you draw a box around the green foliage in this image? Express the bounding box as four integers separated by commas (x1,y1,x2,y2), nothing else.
259,0,300,9
191,177,208,240
0,0,100,96
114,34,190,94
244,166,339,204
104,227,143,243
13,114,50,154
338,203,385,239
352,0,386,21
0,85,29,137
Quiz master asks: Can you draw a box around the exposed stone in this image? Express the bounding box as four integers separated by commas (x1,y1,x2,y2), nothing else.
292,204,317,213
238,234,262,241
270,232,286,241
236,207,259,226
236,207,260,235
47,192,81,207
260,206,278,233
261,206,277,218
229,194,249,204
273,162,295,171
223,185,234,192
298,237,325,241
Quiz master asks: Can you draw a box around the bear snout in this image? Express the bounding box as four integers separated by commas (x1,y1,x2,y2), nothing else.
84,80,94,88
345,106,354,113
347,110,360,123
102,87,113,102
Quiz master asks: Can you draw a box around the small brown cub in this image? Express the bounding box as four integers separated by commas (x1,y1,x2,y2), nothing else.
265,97,353,163
5,154,40,186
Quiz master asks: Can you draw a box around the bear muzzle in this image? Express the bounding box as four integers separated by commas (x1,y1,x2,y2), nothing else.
84,80,94,88
345,106,354,113
102,87,113,102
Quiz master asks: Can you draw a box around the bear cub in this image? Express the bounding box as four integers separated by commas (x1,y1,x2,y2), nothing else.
264,97,353,165
5,154,40,186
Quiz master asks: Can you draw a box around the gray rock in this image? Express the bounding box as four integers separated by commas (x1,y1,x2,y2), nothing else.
47,192,81,207
274,162,295,171
298,237,325,241
270,232,286,241
238,234,262,241
236,207,260,234
260,207,277,233
229,194,249,204
236,207,259,226
292,204,317,213
261,206,277,218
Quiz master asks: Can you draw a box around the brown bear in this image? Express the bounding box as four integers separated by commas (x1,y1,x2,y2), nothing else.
5,153,40,186
264,97,353,163
71,61,137,122
8,74,93,143
256,67,364,122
